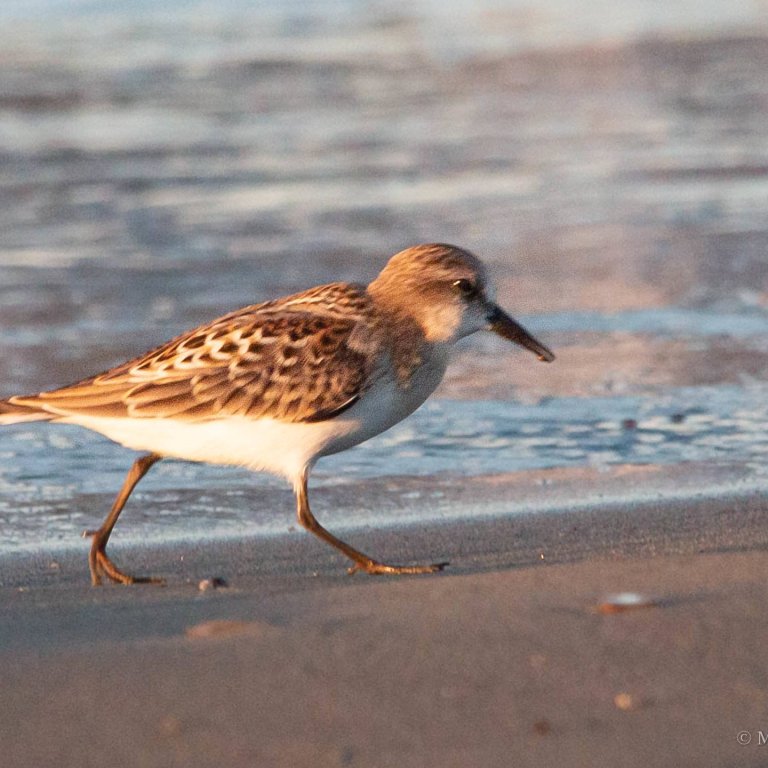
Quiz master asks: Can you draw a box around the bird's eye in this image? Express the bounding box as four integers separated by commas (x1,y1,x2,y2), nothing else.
452,279,478,299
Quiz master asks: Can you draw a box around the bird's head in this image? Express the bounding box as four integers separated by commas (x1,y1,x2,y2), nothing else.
368,243,554,361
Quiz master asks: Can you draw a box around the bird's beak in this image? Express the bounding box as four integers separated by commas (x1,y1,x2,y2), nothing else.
486,305,555,362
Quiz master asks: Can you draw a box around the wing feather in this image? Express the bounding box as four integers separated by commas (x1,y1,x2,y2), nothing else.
9,283,383,424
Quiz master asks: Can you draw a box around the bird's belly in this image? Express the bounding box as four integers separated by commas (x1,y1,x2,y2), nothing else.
61,414,359,481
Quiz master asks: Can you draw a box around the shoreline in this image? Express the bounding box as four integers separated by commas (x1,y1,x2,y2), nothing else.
2,457,766,575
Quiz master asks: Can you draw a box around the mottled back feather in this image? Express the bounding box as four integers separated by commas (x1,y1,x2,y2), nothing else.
5,283,386,424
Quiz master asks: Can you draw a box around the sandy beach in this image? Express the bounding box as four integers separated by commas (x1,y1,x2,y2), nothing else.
2,464,767,768
1,1,768,766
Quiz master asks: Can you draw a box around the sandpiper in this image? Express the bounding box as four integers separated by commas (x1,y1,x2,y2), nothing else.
0,243,554,585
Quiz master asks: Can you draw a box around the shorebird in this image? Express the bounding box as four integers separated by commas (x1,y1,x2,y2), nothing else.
0,243,554,585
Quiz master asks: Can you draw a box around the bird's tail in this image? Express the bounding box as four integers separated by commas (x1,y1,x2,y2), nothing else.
0,397,53,425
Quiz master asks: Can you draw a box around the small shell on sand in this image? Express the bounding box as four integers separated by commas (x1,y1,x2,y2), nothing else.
594,592,660,614
198,577,228,591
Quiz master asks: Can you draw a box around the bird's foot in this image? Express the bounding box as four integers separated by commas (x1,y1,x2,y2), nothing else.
83,529,166,586
347,559,448,576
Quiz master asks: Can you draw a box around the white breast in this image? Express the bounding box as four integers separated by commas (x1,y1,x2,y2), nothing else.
319,344,449,457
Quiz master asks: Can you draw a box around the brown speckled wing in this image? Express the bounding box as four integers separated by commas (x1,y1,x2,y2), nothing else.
10,283,382,424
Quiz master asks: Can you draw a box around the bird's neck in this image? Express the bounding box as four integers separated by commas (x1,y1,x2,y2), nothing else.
368,290,451,390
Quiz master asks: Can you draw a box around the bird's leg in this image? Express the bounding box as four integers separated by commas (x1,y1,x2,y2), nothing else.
83,453,164,586
294,472,447,575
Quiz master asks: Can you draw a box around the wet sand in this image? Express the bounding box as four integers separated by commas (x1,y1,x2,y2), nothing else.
2,474,767,767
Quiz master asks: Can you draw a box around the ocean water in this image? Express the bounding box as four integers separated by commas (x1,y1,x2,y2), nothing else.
1,0,768,554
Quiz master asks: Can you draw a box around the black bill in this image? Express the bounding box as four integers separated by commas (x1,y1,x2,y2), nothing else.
487,305,555,362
